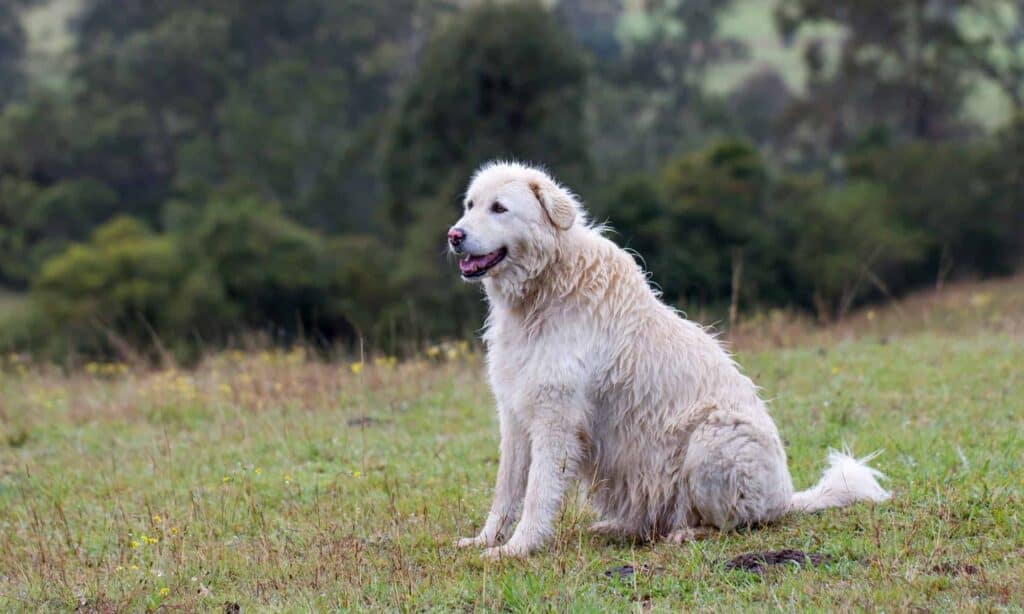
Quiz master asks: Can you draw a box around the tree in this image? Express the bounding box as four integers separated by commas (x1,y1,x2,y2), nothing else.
776,0,974,161
69,0,442,228
0,177,119,286
659,140,775,315
0,2,27,105
177,60,361,229
589,0,746,171
955,0,1024,114
598,140,782,313
850,137,1024,285
726,69,794,147
385,1,589,227
382,1,590,340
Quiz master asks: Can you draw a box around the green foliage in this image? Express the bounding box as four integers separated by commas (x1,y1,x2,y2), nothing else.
602,141,929,319
606,0,746,165
776,0,975,159
385,0,589,226
783,180,924,320
179,60,362,229
0,1,31,104
0,177,119,286
380,1,591,343
603,140,782,307
850,140,1023,283
29,200,396,361
2,0,1024,356
175,198,349,342
33,217,189,358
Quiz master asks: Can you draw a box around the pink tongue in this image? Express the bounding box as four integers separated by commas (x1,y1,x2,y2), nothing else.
459,254,490,274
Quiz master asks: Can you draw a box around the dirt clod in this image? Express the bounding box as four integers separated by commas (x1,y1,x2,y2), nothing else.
724,549,832,573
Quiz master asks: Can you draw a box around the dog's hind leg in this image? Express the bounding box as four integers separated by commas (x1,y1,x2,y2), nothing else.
683,412,794,531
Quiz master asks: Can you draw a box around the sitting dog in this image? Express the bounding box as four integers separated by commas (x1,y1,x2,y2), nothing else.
448,161,890,558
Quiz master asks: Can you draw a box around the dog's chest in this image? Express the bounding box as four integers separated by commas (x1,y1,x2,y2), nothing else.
485,313,599,412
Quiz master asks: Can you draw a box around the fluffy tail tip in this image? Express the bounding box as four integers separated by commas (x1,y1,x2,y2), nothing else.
791,448,891,513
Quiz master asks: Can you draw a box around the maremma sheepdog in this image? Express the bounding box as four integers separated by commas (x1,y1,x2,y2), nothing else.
448,161,890,559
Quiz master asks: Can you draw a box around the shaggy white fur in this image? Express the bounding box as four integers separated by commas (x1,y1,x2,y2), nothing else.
449,161,891,559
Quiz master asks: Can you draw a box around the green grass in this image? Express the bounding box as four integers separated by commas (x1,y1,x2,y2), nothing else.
1,284,1023,611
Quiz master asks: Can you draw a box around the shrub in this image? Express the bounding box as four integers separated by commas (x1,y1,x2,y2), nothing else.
32,217,193,359
783,180,925,321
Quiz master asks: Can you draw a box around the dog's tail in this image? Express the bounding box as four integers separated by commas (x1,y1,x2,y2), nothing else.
790,449,890,513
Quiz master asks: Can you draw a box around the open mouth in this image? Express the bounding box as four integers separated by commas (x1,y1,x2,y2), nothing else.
459,247,508,278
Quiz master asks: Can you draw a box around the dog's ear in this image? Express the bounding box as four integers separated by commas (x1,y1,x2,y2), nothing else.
529,179,577,231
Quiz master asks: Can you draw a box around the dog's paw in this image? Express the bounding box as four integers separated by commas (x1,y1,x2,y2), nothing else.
665,526,713,544
455,535,487,549
483,543,529,560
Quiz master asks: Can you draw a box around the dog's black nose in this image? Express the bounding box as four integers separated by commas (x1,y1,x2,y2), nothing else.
448,227,466,248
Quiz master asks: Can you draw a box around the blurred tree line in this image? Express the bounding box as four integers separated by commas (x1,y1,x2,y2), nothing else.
0,0,1021,362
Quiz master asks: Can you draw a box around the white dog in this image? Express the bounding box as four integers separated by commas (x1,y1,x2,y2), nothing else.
448,161,890,559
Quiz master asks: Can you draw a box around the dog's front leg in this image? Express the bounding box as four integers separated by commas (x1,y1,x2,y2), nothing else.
456,407,529,548
485,411,584,559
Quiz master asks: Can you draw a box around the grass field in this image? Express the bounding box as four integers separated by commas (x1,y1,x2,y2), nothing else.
1,278,1022,612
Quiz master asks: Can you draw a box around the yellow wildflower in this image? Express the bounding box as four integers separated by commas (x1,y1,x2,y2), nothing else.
159,587,170,597
374,356,397,369
129,540,140,549
350,362,364,375
970,292,992,307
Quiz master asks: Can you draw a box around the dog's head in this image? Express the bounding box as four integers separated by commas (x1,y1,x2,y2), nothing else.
448,161,580,285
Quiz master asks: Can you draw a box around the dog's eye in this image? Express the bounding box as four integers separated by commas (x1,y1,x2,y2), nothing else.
491,202,507,214
466,201,474,211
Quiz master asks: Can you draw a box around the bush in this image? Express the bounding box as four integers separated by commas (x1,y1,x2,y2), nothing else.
173,197,372,347
600,140,783,311
782,180,925,321
849,141,1022,285
29,199,390,362
32,217,193,360
0,177,119,286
